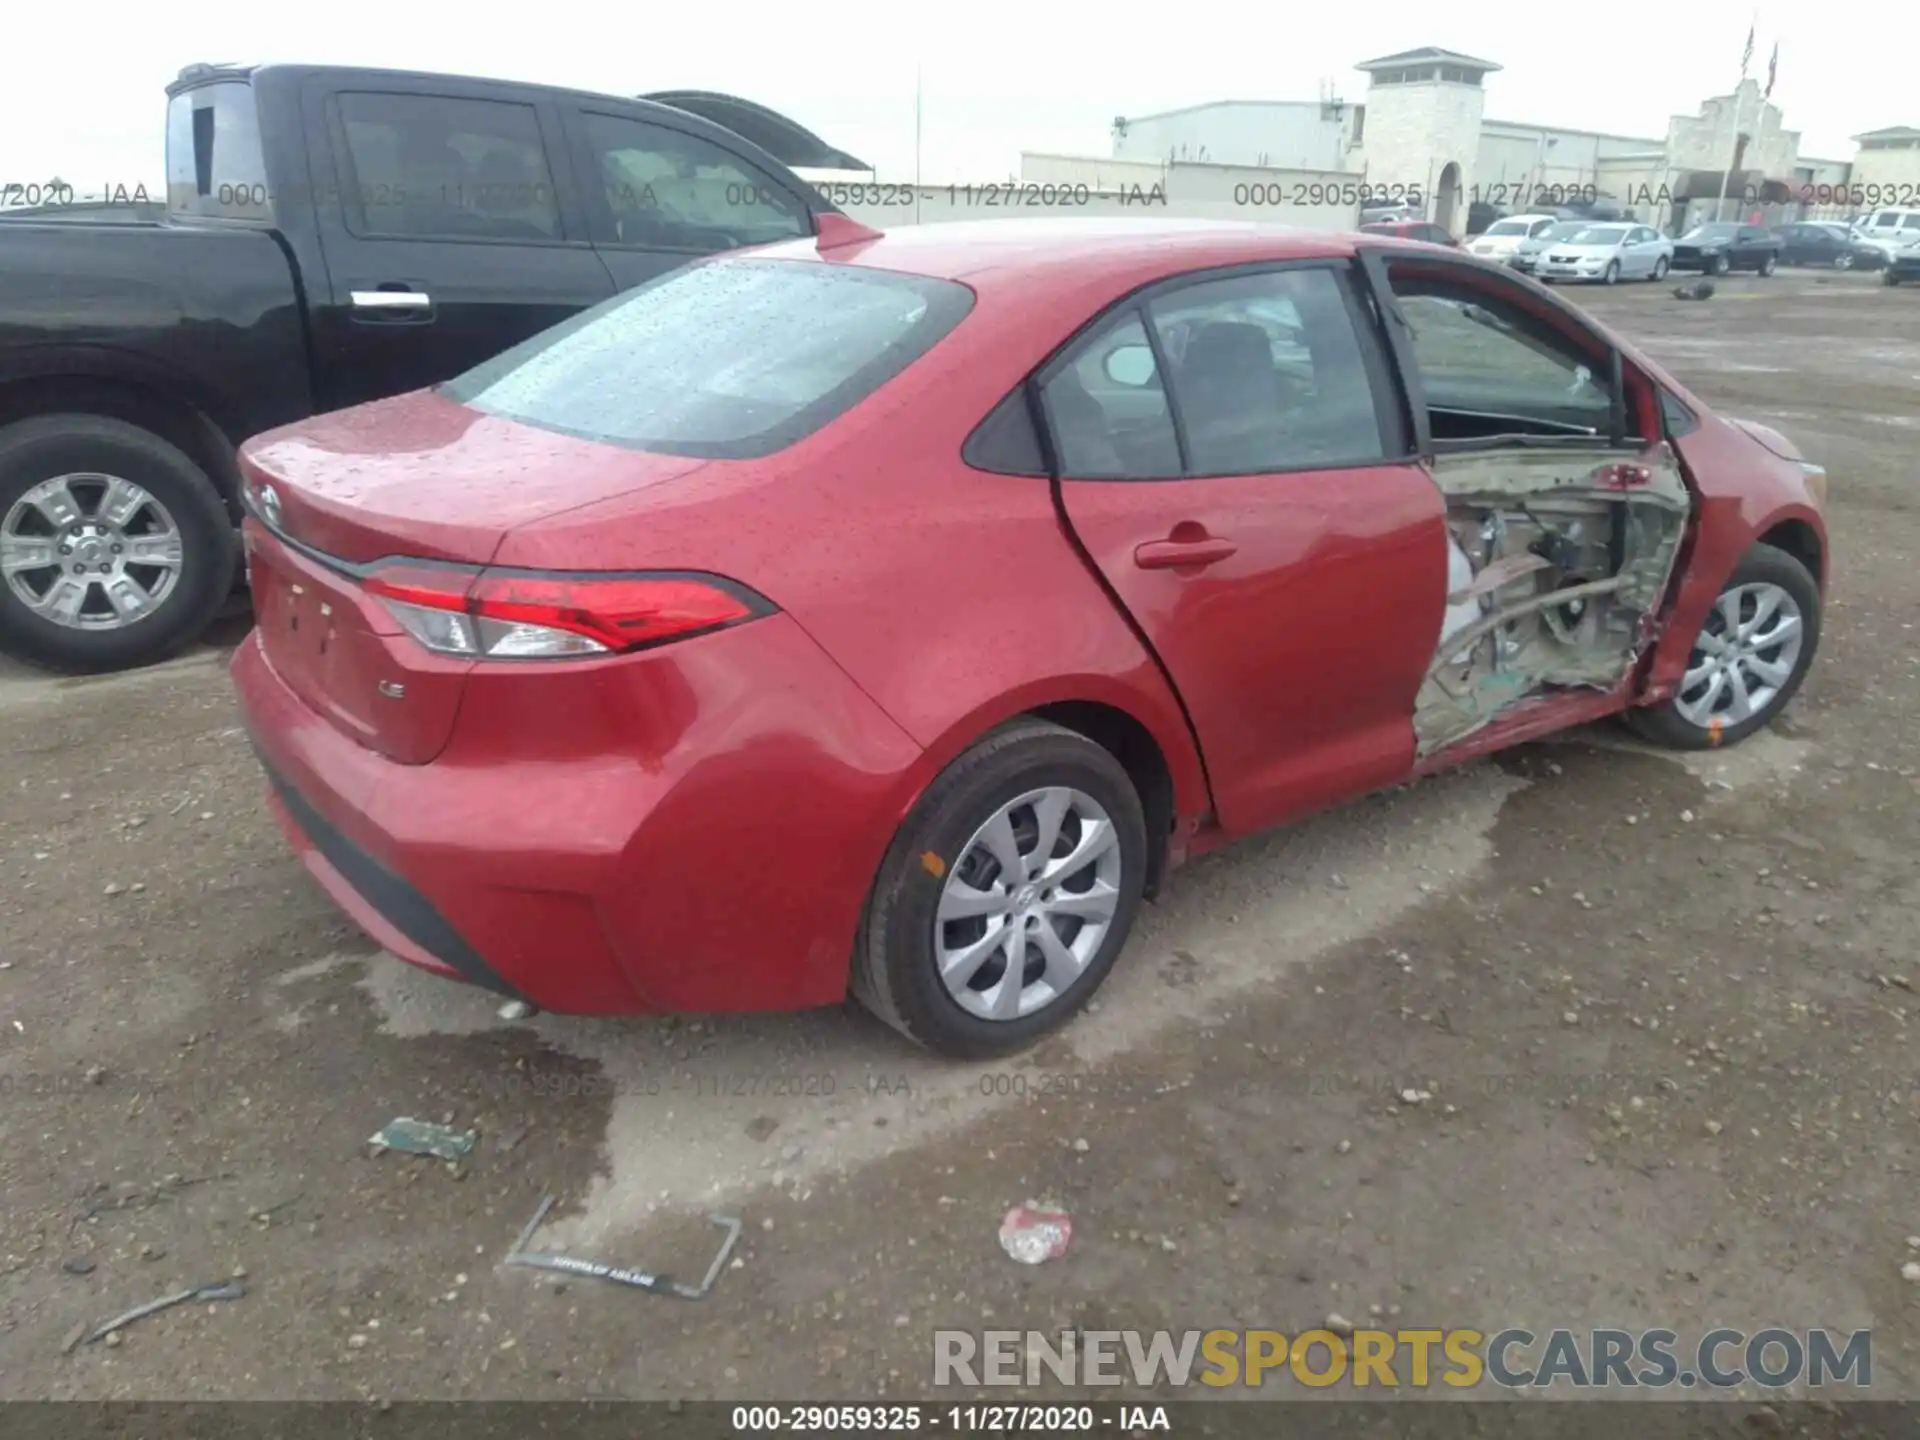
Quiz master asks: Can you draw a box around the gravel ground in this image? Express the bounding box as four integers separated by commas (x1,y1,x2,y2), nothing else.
1,270,1916,1414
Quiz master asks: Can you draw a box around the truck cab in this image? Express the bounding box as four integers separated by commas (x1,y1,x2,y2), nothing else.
0,63,861,674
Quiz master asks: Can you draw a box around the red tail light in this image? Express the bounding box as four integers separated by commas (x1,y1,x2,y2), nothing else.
361,561,771,660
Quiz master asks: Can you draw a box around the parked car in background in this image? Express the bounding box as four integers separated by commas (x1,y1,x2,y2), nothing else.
0,63,863,676
1534,223,1674,284
1776,222,1888,270
1672,222,1781,275
1853,206,1920,259
1360,219,1458,246
1466,214,1559,263
1885,240,1920,286
1508,220,1584,275
230,219,1828,1057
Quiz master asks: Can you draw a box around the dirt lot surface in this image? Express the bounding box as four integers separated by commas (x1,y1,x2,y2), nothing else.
2,271,1917,1414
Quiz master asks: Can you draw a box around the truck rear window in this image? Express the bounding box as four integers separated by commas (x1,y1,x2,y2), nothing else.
167,82,272,221
439,258,975,459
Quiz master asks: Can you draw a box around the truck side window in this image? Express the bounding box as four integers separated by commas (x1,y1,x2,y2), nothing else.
336,93,561,243
166,81,272,222
579,111,809,252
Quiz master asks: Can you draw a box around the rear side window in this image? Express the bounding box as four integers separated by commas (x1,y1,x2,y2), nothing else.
580,111,809,250
336,93,561,242
440,258,974,458
167,82,271,221
1147,268,1388,474
1035,266,1389,480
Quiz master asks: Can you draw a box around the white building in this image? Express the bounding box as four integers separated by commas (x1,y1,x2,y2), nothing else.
1850,127,1920,205
1039,45,1878,237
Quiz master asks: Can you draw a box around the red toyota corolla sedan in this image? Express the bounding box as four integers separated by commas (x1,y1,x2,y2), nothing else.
230,216,1828,1058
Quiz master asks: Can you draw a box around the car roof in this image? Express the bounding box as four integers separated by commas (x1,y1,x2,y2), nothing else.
752,218,1363,285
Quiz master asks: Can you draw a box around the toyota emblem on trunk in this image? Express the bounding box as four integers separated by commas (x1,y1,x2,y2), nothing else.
258,484,282,529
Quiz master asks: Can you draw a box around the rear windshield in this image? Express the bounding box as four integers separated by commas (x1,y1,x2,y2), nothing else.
1483,220,1532,236
440,258,975,459
167,81,272,222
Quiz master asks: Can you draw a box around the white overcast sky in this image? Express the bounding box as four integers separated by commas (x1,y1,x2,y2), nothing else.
1,1,1907,189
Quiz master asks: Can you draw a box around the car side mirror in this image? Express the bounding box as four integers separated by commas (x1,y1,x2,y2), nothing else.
1103,344,1158,387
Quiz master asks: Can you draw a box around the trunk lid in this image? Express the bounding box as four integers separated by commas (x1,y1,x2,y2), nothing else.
239,389,708,566
239,389,709,763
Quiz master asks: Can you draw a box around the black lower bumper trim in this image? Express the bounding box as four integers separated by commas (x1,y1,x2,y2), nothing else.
260,756,527,1002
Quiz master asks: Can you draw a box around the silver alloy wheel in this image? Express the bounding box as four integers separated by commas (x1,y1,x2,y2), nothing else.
0,473,183,630
935,786,1123,1021
1675,581,1806,729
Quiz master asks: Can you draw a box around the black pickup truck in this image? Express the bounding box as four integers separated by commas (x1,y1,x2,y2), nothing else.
0,63,864,673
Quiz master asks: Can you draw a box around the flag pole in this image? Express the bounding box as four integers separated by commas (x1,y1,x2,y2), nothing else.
1713,16,1757,223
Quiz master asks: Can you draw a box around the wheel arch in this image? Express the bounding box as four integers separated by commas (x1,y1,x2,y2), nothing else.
0,358,244,521
1757,516,1825,591
891,677,1211,899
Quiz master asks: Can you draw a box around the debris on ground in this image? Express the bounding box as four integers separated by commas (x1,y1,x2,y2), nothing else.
1672,279,1717,301
502,1194,741,1299
61,1256,96,1276
998,1203,1073,1265
68,1172,233,1238
78,1281,246,1349
367,1118,477,1160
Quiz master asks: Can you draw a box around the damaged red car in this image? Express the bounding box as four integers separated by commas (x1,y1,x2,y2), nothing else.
231,216,1829,1058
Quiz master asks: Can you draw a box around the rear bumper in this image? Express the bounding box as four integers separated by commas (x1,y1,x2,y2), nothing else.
231,614,926,1015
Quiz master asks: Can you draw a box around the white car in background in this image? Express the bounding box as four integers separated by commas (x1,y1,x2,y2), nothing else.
1533,223,1675,284
1467,214,1561,263
1853,206,1920,260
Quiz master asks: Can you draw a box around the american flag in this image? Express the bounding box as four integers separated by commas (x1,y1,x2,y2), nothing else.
1741,21,1755,78
1764,42,1779,99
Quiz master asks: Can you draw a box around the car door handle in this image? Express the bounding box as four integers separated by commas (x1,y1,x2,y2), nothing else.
1134,534,1237,570
350,288,434,321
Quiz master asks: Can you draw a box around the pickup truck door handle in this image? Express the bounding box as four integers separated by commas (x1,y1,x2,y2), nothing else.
1134,531,1237,570
350,288,433,316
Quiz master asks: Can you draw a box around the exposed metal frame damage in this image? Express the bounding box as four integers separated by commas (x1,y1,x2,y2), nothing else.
1415,443,1691,755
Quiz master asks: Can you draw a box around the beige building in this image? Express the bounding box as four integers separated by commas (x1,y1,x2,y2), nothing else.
1028,45,1885,237
1849,127,1920,208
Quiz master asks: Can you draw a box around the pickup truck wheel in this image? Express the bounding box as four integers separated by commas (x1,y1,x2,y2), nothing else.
0,415,234,674
1759,253,1778,277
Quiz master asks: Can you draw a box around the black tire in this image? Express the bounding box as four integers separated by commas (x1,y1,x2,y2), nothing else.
1759,252,1778,277
1711,253,1731,276
1624,543,1820,751
1602,260,1620,285
0,414,234,674
1833,252,1854,271
851,718,1148,1058
1651,256,1669,282
1888,270,1903,287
